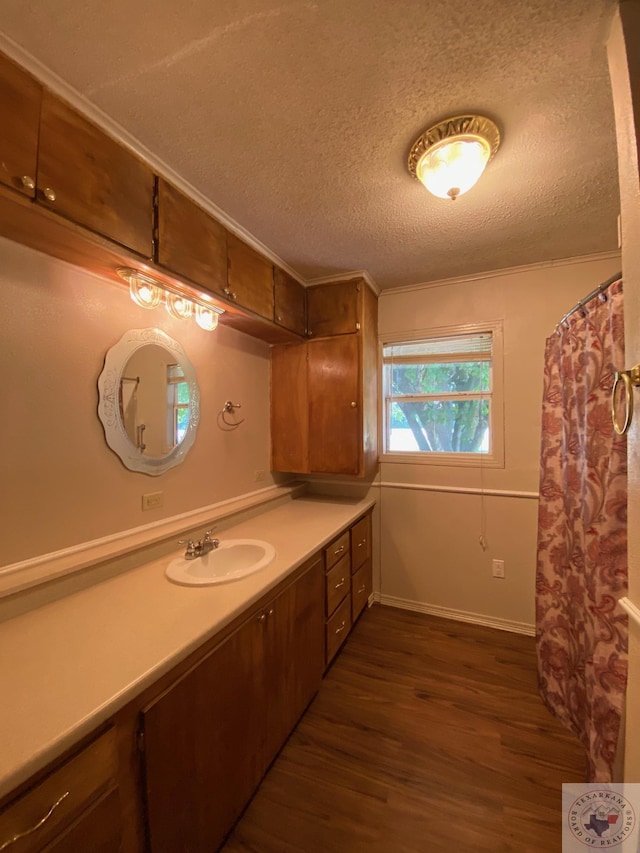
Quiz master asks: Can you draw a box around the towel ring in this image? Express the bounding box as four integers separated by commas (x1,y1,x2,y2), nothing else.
612,365,640,435
218,400,244,430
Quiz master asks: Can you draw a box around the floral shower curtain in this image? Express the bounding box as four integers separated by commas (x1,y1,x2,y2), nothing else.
536,278,628,782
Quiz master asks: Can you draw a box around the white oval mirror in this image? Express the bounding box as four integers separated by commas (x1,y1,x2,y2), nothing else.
97,328,200,475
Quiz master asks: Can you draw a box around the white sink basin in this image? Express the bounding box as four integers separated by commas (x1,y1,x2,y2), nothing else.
166,539,276,586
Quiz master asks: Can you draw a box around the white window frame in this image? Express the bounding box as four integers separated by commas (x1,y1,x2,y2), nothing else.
379,321,504,468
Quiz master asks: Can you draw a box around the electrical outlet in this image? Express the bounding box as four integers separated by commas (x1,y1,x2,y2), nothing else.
254,470,266,482
142,491,164,511
492,559,505,579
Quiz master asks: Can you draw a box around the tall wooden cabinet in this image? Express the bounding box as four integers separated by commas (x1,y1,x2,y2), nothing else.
271,278,378,477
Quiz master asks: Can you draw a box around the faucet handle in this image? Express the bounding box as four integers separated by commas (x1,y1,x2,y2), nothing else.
203,529,216,541
178,538,197,558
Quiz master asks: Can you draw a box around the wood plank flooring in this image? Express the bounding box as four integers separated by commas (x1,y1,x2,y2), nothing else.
221,604,585,853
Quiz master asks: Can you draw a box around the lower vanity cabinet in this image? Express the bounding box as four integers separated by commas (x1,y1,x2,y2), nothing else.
350,510,373,623
0,727,122,853
324,511,373,668
324,530,352,666
141,556,323,853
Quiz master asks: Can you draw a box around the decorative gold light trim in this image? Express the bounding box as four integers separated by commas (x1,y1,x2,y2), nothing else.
407,115,500,180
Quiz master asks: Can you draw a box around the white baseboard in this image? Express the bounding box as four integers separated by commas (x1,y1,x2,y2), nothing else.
372,592,535,636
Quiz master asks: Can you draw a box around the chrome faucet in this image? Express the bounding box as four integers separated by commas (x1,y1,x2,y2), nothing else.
179,529,220,560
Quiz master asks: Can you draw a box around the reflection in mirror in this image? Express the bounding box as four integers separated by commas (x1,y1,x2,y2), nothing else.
97,329,200,475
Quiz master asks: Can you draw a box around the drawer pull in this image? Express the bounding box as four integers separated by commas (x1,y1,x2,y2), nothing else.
333,545,345,556
335,620,347,635
358,539,367,547
335,578,346,589
357,584,366,594
42,187,57,203
21,175,35,190
0,791,69,851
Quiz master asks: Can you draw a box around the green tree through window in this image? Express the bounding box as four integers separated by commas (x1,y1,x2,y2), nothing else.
383,332,493,455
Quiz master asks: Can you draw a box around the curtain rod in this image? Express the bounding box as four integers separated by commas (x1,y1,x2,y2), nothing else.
556,271,622,330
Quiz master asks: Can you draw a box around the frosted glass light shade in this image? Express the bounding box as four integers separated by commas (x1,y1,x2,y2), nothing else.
195,304,219,331
415,136,491,200
165,292,194,320
128,273,162,308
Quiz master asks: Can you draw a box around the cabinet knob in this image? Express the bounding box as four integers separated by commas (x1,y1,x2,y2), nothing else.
358,539,367,547
334,545,345,556
276,315,282,322
357,584,366,594
335,620,347,635
42,187,56,202
223,287,237,301
350,401,357,408
335,578,346,589
21,175,35,190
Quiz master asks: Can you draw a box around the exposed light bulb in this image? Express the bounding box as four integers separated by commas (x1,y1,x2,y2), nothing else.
195,304,219,331
165,292,194,320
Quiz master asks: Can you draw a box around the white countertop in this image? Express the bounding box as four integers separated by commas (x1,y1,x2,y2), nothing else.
0,495,374,800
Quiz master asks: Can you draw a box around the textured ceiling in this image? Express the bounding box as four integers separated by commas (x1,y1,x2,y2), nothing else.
0,0,620,289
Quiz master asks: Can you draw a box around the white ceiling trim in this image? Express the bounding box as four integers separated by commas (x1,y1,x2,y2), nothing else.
378,250,622,298
0,33,310,285
306,269,380,295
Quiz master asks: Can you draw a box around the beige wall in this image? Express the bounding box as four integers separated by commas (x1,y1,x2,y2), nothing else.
0,237,284,567
378,255,621,629
608,0,640,782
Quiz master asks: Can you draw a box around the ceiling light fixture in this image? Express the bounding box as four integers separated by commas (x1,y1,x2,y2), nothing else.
117,268,224,332
408,115,500,201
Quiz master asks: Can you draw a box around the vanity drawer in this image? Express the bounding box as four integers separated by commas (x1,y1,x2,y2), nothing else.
326,594,351,665
0,728,118,853
351,559,372,623
325,530,350,571
350,513,371,573
325,554,350,617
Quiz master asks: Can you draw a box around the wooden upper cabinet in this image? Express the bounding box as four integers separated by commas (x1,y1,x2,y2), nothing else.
271,342,309,474
0,53,41,198
308,335,361,475
36,91,154,257
227,231,274,319
156,178,227,296
274,267,306,337
307,278,360,337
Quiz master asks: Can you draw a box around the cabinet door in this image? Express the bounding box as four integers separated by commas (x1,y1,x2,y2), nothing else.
308,335,361,474
0,53,41,198
351,559,372,623
271,343,309,473
142,616,265,853
156,178,227,296
37,91,154,257
307,279,359,338
263,558,324,765
274,267,306,336
227,231,274,319
350,512,371,573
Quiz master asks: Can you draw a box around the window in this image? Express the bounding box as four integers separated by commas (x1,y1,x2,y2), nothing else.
381,322,504,467
166,363,189,448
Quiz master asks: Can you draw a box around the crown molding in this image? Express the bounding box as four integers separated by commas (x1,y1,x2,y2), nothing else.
378,250,622,297
0,34,307,285
306,269,380,295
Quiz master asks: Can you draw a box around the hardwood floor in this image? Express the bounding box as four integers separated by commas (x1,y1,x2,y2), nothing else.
221,604,585,853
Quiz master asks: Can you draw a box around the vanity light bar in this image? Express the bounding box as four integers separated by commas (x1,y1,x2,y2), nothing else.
116,267,225,332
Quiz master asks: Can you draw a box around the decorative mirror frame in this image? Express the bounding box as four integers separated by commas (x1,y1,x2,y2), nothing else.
97,328,200,476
